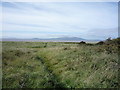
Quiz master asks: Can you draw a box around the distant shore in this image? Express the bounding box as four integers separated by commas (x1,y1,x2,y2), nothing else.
1,39,98,43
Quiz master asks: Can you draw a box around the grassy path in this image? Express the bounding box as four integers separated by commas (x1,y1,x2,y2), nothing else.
35,55,66,88
2,49,65,88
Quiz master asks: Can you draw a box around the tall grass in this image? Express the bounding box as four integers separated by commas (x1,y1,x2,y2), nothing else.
2,40,119,88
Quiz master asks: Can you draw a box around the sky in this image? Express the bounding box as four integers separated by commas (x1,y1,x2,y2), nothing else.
1,2,118,40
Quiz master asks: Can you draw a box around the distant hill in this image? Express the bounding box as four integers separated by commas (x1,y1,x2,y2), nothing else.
47,37,85,41
2,37,100,42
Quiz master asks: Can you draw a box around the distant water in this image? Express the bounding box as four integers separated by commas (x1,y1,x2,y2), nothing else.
1,39,98,43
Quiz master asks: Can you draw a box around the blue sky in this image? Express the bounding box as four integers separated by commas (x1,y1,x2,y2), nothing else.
1,2,118,40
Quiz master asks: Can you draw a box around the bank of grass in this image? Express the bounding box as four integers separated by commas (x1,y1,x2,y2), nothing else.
38,45,118,88
2,39,119,88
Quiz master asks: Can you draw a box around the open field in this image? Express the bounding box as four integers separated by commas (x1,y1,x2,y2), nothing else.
2,39,119,88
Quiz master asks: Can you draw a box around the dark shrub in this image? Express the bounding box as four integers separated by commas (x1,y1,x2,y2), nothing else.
104,37,112,45
64,47,68,50
14,50,25,57
2,50,24,60
44,43,47,48
112,37,120,45
106,37,111,41
79,41,86,44
103,37,120,46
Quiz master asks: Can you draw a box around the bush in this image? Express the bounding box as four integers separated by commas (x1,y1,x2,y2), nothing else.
78,41,86,44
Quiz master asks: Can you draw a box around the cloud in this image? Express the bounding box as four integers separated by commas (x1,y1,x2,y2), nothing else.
1,2,118,39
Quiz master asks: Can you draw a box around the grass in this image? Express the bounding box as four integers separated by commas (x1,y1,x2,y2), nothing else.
2,40,119,88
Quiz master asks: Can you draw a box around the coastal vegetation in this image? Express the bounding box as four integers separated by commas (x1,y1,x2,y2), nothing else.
2,38,120,88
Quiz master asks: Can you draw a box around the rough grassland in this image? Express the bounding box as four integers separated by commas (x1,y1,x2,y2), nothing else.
2,41,119,88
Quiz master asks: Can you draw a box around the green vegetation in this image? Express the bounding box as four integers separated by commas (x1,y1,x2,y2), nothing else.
2,38,120,88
